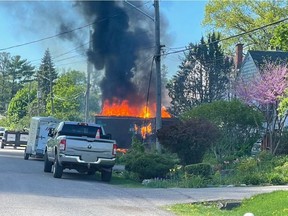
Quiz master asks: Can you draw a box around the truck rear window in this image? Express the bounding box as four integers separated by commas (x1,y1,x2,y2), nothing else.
60,125,102,138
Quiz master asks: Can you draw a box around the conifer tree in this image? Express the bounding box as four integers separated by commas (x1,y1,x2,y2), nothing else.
167,32,234,116
37,49,57,112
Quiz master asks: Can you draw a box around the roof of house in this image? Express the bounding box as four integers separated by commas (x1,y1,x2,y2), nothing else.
248,50,288,69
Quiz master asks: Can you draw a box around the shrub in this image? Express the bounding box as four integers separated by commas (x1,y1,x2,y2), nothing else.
184,163,212,178
124,152,176,180
267,173,286,185
157,118,219,165
122,137,178,181
240,173,267,185
236,157,258,174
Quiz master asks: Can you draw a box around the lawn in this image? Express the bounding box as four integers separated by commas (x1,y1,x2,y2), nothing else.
167,190,288,216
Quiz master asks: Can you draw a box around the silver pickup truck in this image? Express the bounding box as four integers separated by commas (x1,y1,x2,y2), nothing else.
43,121,117,182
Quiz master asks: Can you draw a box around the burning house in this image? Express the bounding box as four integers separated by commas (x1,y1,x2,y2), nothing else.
95,104,177,149
72,1,175,148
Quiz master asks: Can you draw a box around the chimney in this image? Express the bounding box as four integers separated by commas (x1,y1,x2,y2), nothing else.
235,43,244,69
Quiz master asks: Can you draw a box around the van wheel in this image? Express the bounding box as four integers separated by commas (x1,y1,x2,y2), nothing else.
101,168,112,182
53,157,63,178
44,152,52,172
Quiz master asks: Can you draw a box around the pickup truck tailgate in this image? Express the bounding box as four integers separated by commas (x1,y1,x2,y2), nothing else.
64,136,115,162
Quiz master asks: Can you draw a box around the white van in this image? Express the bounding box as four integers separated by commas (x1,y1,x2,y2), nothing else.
24,116,60,160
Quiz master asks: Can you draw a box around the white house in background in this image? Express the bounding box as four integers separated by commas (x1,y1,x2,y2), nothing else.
234,44,288,152
235,44,288,81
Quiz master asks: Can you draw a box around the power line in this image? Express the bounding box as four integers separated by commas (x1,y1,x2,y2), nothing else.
0,15,120,51
53,54,85,63
29,42,89,64
55,59,86,67
164,17,288,56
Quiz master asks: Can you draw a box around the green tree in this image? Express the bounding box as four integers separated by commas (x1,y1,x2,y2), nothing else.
48,70,86,121
0,52,11,114
8,55,35,99
6,82,37,127
167,33,233,116
37,48,57,112
270,23,288,51
203,0,288,52
182,100,264,161
0,53,35,114
166,67,192,115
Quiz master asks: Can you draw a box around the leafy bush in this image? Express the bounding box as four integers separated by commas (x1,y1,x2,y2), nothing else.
236,157,258,174
267,173,286,185
157,118,219,165
125,153,176,180
181,100,263,161
240,173,267,185
185,163,212,178
122,136,177,181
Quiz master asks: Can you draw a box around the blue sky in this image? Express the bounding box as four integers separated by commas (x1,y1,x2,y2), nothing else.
0,0,207,78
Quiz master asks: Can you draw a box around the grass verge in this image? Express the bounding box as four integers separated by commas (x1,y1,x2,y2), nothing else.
166,190,288,216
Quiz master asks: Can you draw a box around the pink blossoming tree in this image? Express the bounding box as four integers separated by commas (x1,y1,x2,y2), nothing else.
235,63,288,154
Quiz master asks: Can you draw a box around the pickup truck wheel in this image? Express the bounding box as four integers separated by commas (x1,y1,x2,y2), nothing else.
87,170,95,176
24,151,29,160
101,168,112,182
53,157,63,178
44,152,52,172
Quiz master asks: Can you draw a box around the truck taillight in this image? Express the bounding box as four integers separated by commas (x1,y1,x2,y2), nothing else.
112,144,117,156
59,139,66,151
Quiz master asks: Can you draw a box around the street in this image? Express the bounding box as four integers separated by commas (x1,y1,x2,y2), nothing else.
1,147,288,216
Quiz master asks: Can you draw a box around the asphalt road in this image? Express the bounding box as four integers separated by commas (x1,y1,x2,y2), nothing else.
1,147,288,216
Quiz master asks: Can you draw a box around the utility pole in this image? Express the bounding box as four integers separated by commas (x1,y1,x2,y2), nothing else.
124,0,162,152
85,29,93,122
49,64,54,115
154,0,162,153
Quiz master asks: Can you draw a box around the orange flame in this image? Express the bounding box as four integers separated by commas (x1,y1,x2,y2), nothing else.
134,122,152,139
141,123,152,139
100,98,171,118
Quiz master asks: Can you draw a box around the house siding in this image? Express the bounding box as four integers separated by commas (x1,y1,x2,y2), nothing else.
240,53,259,81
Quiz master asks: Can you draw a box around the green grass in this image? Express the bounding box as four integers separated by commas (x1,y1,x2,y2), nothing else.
167,190,288,216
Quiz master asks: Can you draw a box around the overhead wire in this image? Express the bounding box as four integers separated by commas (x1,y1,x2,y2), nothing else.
0,14,120,51
163,17,288,56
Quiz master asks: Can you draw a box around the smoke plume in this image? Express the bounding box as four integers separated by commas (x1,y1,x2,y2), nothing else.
76,1,157,106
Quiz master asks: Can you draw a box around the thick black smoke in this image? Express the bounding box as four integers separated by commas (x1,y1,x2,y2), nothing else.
76,1,156,106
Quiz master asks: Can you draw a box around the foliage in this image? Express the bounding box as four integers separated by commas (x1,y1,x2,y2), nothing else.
125,153,176,180
144,174,206,189
235,63,288,154
37,48,57,113
48,70,86,121
168,191,288,216
122,137,177,181
157,118,220,165
0,52,35,114
0,114,31,131
7,82,37,120
167,32,233,116
270,23,288,51
276,128,288,154
182,100,263,160
235,63,288,106
184,163,212,178
8,55,35,98
203,0,288,52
